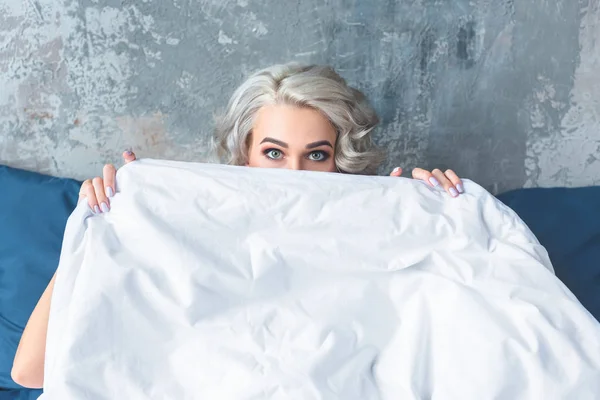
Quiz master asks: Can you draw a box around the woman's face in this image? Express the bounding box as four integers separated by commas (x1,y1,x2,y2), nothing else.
247,104,338,172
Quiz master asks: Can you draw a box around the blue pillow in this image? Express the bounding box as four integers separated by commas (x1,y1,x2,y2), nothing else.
0,165,80,395
0,388,43,399
497,186,600,322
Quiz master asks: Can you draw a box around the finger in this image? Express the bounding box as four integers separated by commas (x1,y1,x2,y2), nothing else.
445,169,464,193
123,150,137,164
432,169,459,198
80,180,100,214
389,167,403,177
412,168,438,187
103,164,117,198
78,180,88,204
92,177,110,213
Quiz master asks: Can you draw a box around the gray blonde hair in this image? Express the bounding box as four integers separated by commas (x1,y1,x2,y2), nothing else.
213,63,386,175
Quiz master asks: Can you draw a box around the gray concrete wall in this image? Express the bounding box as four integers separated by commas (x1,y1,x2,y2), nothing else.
1,0,599,194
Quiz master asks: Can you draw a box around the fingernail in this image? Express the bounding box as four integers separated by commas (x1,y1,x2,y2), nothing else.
93,205,100,214
392,167,400,174
450,187,459,197
429,177,440,187
100,202,110,213
124,149,132,155
457,183,464,193
106,186,114,197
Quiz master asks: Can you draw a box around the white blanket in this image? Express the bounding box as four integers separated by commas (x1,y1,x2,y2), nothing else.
42,159,600,400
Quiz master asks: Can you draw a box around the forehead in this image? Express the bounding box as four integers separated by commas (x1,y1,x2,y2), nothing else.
252,104,337,144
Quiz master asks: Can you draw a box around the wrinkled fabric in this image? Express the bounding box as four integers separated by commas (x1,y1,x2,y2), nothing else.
42,160,600,400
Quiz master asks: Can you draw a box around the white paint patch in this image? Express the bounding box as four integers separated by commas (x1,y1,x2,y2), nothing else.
252,21,268,36
294,50,318,57
243,11,269,37
381,32,395,43
176,71,194,89
85,6,128,38
0,1,25,17
218,30,234,44
524,5,600,187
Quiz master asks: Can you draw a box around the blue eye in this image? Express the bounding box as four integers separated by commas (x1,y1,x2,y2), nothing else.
264,149,283,160
308,151,329,161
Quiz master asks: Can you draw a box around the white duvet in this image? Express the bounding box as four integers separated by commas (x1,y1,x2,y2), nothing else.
42,159,600,400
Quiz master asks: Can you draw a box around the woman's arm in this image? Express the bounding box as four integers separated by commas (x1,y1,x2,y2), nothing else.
11,273,56,389
11,150,136,388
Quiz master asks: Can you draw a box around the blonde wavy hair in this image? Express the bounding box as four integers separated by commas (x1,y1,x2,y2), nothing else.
213,63,386,175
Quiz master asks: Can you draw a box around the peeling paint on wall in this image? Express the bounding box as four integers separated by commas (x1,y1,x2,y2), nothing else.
0,0,598,193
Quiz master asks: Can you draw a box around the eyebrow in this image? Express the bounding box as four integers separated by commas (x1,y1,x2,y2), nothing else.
259,137,333,149
305,140,333,149
260,137,288,148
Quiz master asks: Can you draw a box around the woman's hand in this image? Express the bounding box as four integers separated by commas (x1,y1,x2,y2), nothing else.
79,150,137,213
389,167,464,198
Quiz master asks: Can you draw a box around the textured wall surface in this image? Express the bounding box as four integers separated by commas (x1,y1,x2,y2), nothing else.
1,0,599,193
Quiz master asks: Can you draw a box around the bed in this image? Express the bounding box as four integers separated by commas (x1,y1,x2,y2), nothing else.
1,163,599,399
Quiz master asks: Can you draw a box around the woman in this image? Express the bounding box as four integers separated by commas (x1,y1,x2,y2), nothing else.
12,63,464,388
82,63,463,212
